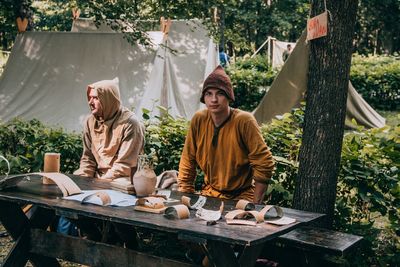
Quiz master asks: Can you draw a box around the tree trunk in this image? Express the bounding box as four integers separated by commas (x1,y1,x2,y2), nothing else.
292,0,358,228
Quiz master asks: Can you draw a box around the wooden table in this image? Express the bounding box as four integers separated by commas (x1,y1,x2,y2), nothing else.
0,175,324,267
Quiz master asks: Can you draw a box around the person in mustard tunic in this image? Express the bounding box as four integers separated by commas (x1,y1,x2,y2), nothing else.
74,77,144,180
178,66,274,204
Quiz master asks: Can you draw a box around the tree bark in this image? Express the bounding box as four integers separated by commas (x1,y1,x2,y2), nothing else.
292,0,358,228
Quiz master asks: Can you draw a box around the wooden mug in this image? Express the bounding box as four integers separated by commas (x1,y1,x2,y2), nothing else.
43,153,60,184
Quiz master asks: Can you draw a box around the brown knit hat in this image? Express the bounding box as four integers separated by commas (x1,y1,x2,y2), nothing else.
200,65,234,103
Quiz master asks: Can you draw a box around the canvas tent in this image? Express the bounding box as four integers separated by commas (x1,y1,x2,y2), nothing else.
0,19,218,132
252,31,386,129
252,37,296,69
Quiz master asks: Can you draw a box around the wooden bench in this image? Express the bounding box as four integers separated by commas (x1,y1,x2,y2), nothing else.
261,226,363,266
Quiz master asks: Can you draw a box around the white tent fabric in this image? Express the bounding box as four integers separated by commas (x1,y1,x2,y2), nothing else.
0,32,155,132
0,20,218,132
253,31,386,129
251,37,296,69
72,19,218,119
138,20,218,118
346,83,386,128
271,39,296,69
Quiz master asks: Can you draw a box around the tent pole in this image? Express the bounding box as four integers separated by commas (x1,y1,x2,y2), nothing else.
267,37,271,66
270,38,276,68
251,36,270,58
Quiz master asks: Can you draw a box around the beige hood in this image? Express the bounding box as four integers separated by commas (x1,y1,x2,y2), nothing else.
84,77,138,176
87,77,121,121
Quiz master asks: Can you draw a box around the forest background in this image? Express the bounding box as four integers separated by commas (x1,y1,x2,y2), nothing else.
1,0,399,55
0,1,399,266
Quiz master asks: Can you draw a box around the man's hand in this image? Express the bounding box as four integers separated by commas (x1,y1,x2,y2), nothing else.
253,181,268,204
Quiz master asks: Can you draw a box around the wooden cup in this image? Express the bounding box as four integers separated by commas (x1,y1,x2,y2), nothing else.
43,153,60,184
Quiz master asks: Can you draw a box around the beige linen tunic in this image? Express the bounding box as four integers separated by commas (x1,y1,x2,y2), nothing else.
74,78,144,179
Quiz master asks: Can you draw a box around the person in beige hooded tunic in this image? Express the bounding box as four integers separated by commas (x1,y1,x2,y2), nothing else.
74,77,144,179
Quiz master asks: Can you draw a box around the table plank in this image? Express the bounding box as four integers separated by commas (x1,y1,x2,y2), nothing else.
0,201,29,240
29,229,196,267
0,201,60,267
2,230,30,267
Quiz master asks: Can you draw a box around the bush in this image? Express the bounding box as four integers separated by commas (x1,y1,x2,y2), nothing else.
142,107,206,189
142,107,188,175
260,108,304,206
227,55,277,111
335,124,400,265
263,108,400,266
0,118,82,174
351,54,400,111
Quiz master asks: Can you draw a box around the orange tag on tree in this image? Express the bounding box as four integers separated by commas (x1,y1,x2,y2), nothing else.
307,11,328,41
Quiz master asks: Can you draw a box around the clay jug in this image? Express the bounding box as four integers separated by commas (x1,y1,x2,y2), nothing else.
133,155,156,197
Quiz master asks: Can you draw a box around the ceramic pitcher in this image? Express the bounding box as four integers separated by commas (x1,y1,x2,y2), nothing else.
133,155,156,197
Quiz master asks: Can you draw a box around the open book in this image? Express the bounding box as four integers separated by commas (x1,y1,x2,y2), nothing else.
225,200,296,226
64,190,137,207
0,171,136,207
0,172,81,196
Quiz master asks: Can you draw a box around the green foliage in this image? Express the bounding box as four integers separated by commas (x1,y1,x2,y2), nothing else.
141,107,206,190
227,55,277,111
378,110,400,127
32,0,73,31
220,0,309,54
0,0,32,50
335,124,400,266
355,0,400,54
260,107,304,206
351,54,400,110
76,0,153,46
262,108,399,266
141,107,188,175
0,118,82,175
2,0,400,56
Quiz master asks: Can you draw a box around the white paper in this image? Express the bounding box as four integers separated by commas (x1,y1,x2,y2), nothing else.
64,190,137,207
195,207,222,221
265,216,296,225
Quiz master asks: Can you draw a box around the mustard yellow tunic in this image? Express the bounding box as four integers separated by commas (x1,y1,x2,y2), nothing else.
178,109,274,201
